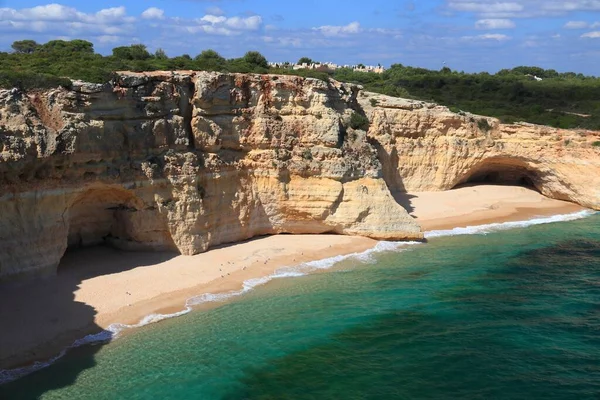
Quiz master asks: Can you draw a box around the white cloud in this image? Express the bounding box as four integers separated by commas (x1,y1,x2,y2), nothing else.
263,36,302,47
0,4,132,23
447,0,600,18
97,35,121,44
200,15,226,24
462,33,511,41
479,33,510,40
564,21,588,29
0,4,75,21
184,14,263,36
448,2,523,13
313,21,361,36
205,6,225,16
543,1,600,12
279,37,302,47
141,7,165,20
475,19,515,29
0,4,134,37
581,31,600,38
225,16,262,30
95,7,127,21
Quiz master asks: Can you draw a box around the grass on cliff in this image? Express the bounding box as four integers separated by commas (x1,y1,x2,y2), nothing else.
3,39,600,130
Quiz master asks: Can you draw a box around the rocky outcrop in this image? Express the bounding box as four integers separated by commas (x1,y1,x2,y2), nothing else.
361,92,600,210
2,72,599,282
0,72,422,281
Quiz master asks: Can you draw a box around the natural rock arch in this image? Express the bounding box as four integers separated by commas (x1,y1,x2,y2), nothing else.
452,157,543,192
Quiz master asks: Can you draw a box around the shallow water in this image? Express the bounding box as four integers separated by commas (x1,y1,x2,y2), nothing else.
1,213,599,399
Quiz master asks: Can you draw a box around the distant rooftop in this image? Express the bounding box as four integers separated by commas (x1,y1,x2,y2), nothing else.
268,61,385,74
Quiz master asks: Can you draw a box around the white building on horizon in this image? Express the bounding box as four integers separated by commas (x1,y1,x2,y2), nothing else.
269,61,385,74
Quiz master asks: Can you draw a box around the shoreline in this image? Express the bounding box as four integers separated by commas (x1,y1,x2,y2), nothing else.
0,185,596,383
0,235,378,377
419,203,585,231
408,185,586,231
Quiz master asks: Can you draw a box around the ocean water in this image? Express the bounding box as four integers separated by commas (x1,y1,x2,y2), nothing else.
1,212,599,399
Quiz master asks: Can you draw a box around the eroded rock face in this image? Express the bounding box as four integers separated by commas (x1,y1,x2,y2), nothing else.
0,71,421,281
361,92,600,210
3,72,599,281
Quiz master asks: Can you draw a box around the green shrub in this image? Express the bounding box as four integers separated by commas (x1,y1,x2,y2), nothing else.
302,149,313,160
592,141,600,147
349,112,370,130
499,115,518,124
0,71,72,90
270,68,330,82
370,98,378,107
477,118,492,132
0,39,272,87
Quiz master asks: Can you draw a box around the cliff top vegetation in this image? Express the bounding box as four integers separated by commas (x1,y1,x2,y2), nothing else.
2,39,599,130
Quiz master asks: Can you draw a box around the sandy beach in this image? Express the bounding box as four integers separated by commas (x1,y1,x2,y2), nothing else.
0,234,377,371
406,185,585,231
0,184,590,373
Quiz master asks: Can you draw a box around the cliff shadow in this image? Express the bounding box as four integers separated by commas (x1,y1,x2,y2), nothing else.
366,138,418,216
390,191,418,215
0,246,177,398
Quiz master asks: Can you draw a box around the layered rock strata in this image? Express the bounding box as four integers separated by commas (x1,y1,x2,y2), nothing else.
0,72,422,281
2,72,599,282
361,92,600,210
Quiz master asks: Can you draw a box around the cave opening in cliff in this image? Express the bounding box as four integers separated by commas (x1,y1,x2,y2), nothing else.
63,187,141,258
55,186,178,278
454,158,542,192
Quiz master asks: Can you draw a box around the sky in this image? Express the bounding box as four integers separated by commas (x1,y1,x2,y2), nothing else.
0,0,599,74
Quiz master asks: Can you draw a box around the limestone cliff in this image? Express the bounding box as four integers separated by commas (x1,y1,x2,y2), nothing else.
2,72,600,282
0,72,422,281
360,92,600,210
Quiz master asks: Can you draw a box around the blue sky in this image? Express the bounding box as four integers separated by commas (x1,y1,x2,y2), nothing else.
0,0,599,74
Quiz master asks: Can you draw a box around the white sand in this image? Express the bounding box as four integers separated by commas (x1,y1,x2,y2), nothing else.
406,184,585,230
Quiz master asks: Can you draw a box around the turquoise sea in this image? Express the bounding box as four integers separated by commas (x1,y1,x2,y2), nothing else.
1,212,599,399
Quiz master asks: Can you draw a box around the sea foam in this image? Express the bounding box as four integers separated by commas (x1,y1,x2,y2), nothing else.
424,210,597,239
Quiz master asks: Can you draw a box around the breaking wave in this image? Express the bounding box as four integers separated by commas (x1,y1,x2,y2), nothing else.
425,210,597,239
